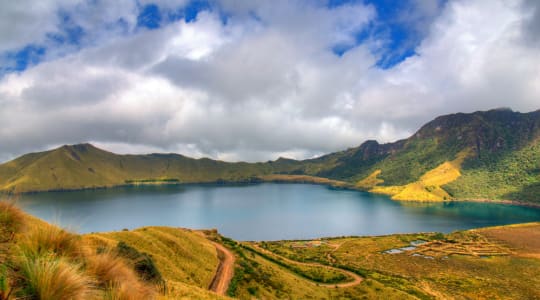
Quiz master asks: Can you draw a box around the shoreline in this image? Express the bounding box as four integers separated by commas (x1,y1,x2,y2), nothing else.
2,176,540,209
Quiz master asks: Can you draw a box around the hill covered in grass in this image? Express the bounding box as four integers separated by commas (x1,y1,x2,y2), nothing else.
3,201,539,299
0,201,228,299
1,108,539,203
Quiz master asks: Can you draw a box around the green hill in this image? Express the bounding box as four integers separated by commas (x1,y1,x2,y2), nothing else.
0,143,273,193
1,108,539,203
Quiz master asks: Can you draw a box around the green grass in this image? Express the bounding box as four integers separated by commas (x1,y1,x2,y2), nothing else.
1,109,540,204
445,141,540,202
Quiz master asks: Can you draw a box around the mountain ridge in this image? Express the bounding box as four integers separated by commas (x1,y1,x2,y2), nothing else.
1,108,539,203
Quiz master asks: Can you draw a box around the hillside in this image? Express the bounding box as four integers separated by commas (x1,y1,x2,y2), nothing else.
279,108,540,202
2,201,539,299
0,143,273,193
0,201,228,299
1,108,539,203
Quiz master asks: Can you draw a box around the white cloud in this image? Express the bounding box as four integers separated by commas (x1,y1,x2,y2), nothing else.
0,0,539,163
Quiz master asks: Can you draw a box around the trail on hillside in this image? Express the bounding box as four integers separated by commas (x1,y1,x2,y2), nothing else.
251,244,362,288
208,242,236,295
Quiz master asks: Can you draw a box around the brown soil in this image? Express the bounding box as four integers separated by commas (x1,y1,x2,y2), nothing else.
208,242,236,295
475,223,540,258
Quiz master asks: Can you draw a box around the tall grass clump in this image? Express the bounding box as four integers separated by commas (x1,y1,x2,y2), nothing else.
17,224,81,259
0,201,24,242
86,251,154,300
16,254,90,300
0,264,13,300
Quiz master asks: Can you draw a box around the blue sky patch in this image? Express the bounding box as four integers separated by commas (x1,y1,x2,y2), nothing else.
137,4,162,30
329,0,443,69
1,45,46,74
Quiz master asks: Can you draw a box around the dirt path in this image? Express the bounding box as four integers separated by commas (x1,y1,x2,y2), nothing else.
251,244,362,288
208,242,236,295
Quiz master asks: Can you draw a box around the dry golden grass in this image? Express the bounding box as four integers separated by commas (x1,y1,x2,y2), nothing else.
159,281,230,300
0,201,166,300
16,254,90,300
355,169,383,189
370,185,405,195
268,229,540,299
86,227,219,290
0,200,25,242
370,150,471,201
17,223,82,259
86,251,155,299
475,222,540,258
260,174,350,188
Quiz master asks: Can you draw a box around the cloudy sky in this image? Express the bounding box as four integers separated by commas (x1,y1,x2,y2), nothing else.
0,0,539,162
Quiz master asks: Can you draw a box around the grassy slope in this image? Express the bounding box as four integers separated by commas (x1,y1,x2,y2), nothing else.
258,223,540,299
3,201,540,299
85,227,219,290
0,201,228,299
1,109,539,202
0,144,273,193
445,140,540,203
349,109,540,201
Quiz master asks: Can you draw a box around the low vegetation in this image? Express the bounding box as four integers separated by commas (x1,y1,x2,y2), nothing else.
1,109,539,204
0,200,227,300
2,201,540,299
255,225,540,299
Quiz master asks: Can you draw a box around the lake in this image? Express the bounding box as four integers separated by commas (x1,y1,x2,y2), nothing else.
18,183,540,241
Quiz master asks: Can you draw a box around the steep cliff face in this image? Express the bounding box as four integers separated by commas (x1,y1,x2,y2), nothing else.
413,108,540,156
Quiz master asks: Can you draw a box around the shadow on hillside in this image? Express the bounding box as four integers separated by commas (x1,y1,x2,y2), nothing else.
503,182,540,204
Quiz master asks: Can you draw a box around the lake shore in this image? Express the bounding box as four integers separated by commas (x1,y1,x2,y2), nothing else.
4,176,540,209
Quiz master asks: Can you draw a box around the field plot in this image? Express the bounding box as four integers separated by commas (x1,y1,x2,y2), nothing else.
252,224,540,299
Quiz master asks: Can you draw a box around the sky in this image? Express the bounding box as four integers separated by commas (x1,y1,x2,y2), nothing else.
0,0,539,163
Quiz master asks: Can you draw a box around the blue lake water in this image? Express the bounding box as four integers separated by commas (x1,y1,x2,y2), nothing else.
18,183,540,241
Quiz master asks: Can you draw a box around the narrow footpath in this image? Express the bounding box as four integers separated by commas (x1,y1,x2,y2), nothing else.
208,242,236,295
251,244,363,288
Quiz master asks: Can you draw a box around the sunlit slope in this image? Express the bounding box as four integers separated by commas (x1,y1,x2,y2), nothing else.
369,150,469,201
0,201,229,299
0,143,274,193
348,109,540,202
85,227,229,299
1,108,539,202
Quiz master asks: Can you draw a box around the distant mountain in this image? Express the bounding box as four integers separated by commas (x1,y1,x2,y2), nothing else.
0,143,273,193
1,108,539,203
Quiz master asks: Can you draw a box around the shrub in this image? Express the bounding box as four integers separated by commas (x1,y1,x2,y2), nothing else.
115,241,163,283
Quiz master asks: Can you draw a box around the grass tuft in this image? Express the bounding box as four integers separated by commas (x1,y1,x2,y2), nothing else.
0,201,25,243
16,254,90,300
86,251,155,299
17,224,81,259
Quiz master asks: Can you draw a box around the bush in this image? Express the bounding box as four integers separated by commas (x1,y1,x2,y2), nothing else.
115,241,163,283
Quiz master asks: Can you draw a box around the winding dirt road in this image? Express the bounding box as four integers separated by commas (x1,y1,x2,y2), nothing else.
251,244,362,288
208,242,236,295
